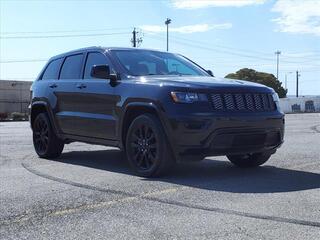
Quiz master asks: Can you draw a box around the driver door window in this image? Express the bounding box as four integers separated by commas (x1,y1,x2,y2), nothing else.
84,52,114,79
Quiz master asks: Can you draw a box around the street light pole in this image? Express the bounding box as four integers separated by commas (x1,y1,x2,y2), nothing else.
165,18,171,52
285,72,292,91
275,50,281,81
296,70,300,98
20,82,22,113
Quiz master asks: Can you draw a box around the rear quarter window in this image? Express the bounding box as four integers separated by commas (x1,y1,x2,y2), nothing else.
42,58,63,80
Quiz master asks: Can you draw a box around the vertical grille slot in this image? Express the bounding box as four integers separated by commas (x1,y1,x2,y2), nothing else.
224,94,235,110
261,94,269,109
211,94,223,110
253,94,262,110
245,94,254,111
235,94,245,110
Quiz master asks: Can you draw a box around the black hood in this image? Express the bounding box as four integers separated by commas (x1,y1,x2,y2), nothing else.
130,75,274,92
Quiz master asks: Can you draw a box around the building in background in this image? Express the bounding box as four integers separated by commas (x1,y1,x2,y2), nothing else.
0,80,32,114
279,96,320,113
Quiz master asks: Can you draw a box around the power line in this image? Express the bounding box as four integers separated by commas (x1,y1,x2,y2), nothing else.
2,34,320,73
143,31,269,55
171,34,270,56
0,27,130,35
145,34,281,62
169,37,273,59
146,33,270,61
173,34,320,62
299,69,320,73
0,59,47,63
144,32,320,64
0,78,35,80
0,32,130,39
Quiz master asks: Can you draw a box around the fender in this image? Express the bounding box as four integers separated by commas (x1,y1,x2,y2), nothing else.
118,101,179,161
30,101,61,137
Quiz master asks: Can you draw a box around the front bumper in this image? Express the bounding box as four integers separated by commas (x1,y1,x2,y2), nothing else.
164,111,284,161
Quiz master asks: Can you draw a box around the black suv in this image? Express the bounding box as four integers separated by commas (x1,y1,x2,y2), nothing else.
30,47,284,177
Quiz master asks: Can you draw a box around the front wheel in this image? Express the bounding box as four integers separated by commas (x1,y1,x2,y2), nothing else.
33,113,64,158
125,114,174,177
227,152,272,168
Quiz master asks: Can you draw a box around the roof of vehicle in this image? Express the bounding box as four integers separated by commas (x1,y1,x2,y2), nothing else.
49,47,168,61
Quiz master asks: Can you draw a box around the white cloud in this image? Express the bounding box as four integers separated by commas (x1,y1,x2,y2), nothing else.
171,0,266,9
140,23,232,34
272,0,320,36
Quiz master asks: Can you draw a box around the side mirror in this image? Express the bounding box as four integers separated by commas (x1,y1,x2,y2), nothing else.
206,70,214,77
90,65,118,84
91,65,111,79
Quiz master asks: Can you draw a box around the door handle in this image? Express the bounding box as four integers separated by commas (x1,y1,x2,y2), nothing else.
76,83,87,89
49,83,57,88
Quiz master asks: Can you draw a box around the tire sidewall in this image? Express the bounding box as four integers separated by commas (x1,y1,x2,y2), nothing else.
33,113,62,158
125,114,168,177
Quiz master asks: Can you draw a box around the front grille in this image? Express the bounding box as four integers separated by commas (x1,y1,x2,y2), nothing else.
210,93,275,112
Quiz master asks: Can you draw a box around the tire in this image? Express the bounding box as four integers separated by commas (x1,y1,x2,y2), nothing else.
227,152,272,168
32,113,64,158
125,114,174,177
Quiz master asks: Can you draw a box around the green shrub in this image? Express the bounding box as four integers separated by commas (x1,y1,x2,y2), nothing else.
10,112,29,121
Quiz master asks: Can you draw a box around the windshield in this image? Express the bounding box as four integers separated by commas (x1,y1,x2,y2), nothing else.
111,50,209,76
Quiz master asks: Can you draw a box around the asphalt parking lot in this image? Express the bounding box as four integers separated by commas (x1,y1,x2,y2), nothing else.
0,113,320,239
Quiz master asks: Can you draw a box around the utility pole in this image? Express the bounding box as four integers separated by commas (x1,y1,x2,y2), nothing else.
275,50,281,81
296,70,300,98
131,28,143,48
132,28,136,47
165,18,172,51
20,82,22,113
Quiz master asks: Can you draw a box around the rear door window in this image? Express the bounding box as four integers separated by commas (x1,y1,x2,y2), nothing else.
84,52,114,79
42,58,63,80
60,54,84,79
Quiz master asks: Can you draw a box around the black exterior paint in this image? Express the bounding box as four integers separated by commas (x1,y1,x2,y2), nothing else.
30,47,284,161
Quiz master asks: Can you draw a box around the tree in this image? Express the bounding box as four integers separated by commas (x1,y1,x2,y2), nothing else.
225,68,287,98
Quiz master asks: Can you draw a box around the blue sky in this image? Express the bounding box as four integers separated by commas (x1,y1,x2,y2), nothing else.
0,0,319,95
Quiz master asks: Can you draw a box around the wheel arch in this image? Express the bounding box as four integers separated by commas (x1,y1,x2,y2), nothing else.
120,103,157,147
30,101,59,135
120,102,174,152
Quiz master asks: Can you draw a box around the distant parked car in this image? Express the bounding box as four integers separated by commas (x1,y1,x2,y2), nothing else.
30,47,284,177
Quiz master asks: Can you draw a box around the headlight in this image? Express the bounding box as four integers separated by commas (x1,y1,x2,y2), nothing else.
170,92,207,103
272,92,281,110
272,92,280,102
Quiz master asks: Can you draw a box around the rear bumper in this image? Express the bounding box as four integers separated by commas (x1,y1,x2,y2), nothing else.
164,111,284,161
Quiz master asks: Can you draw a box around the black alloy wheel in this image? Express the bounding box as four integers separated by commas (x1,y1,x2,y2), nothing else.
131,124,158,170
33,113,64,158
33,114,49,155
126,114,174,177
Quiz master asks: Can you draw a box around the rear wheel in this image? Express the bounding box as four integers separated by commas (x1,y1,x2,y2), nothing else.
125,114,174,177
227,152,271,168
33,113,64,158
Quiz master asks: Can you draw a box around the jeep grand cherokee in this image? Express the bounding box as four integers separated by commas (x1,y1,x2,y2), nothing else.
30,47,284,177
